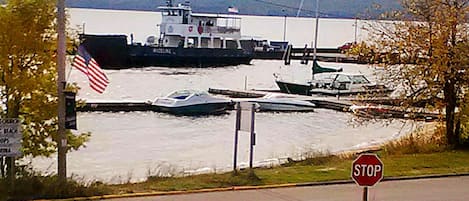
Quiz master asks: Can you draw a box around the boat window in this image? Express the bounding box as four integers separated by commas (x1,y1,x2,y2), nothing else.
174,95,189,100
336,75,351,83
183,11,189,24
167,10,177,16
350,75,370,84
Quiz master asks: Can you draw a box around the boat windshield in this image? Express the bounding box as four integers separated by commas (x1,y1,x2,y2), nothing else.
167,90,208,99
350,75,370,84
314,73,336,82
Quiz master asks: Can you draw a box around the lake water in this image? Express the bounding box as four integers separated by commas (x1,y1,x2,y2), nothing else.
30,8,420,183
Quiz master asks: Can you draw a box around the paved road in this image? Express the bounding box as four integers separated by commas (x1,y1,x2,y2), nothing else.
107,176,469,201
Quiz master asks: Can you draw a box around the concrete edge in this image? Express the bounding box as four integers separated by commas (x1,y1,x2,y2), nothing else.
49,173,469,201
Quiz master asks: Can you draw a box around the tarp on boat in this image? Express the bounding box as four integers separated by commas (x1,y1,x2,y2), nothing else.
312,60,343,74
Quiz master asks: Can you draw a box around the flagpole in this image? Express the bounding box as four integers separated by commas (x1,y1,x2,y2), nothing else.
57,0,67,182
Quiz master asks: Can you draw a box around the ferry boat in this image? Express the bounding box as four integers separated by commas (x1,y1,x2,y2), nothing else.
79,0,253,69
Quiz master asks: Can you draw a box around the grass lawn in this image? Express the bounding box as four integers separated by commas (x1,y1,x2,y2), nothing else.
106,150,469,194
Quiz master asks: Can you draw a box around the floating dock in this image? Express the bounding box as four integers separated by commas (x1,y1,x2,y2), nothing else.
209,88,353,112
77,102,155,112
254,47,358,63
77,88,441,121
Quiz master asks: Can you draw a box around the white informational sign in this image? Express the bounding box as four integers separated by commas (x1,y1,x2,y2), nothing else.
238,102,259,132
0,118,22,157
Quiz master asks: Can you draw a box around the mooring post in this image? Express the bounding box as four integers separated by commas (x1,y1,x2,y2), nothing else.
244,76,248,90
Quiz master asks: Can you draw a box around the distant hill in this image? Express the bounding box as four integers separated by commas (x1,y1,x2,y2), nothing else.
66,0,401,19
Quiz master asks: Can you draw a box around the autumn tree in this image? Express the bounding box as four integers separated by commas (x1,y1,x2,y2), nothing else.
0,0,89,173
359,0,469,147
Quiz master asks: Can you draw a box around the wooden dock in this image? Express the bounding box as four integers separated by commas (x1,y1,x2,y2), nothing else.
209,88,353,112
208,88,441,121
77,102,155,112
253,47,357,63
76,88,441,121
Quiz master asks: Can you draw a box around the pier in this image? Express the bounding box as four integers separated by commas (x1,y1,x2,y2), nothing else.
253,47,358,63
76,88,440,121
77,101,155,112
76,89,352,113
209,88,353,112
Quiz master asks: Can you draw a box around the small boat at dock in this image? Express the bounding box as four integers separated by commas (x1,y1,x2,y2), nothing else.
309,72,392,96
152,90,233,115
246,93,316,112
275,61,392,96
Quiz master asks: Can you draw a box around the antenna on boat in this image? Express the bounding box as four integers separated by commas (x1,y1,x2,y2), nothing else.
166,0,173,7
313,0,319,61
296,0,305,17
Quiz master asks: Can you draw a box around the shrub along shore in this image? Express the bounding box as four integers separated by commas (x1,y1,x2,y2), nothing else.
2,123,469,200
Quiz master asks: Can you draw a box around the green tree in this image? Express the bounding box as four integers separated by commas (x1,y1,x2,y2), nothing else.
360,0,469,147
0,0,89,162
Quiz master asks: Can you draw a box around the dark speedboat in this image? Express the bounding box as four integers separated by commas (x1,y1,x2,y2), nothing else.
274,60,343,96
152,90,233,115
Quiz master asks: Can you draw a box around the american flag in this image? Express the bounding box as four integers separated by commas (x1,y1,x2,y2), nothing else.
72,45,109,93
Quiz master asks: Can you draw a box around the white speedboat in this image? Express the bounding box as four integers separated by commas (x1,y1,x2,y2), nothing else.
248,93,316,112
152,90,232,115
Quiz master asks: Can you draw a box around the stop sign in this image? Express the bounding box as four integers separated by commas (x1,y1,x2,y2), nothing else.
351,153,384,186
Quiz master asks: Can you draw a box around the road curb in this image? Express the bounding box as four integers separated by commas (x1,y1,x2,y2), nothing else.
49,173,469,201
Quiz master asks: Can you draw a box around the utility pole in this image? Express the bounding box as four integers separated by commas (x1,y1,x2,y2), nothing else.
57,0,67,182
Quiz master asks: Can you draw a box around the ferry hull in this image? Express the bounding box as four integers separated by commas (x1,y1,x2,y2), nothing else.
128,46,253,68
80,34,253,69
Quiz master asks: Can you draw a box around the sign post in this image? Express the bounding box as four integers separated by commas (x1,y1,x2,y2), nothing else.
233,102,241,173
233,102,258,172
351,153,384,201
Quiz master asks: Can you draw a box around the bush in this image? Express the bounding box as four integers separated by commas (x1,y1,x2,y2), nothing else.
458,93,469,147
0,163,110,200
382,123,447,155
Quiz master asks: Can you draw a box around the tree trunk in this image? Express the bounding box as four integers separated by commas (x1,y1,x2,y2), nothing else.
444,81,458,146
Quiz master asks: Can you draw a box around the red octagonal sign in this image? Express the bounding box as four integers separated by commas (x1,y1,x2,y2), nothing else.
351,153,384,186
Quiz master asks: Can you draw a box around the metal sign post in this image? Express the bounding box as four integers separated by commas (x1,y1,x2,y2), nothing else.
249,103,256,170
363,186,368,201
233,102,241,173
233,102,258,172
